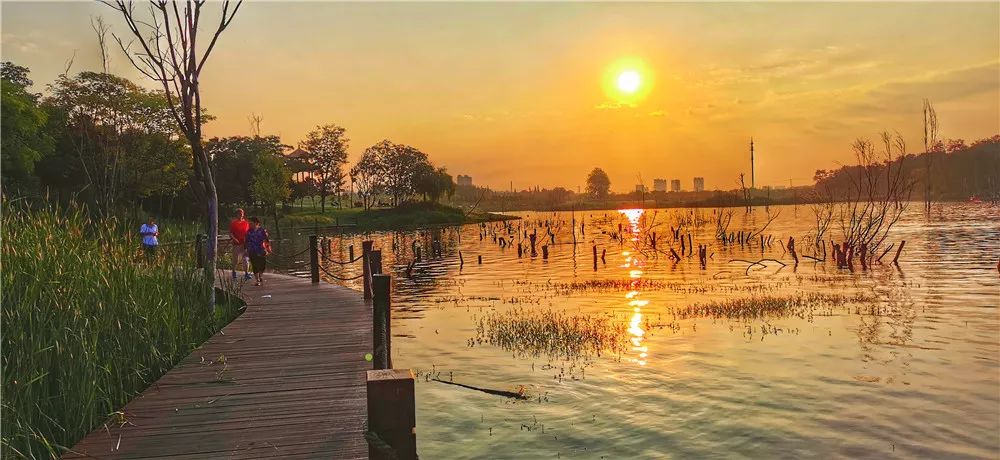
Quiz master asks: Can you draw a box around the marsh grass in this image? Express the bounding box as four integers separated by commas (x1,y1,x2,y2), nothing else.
1,203,243,459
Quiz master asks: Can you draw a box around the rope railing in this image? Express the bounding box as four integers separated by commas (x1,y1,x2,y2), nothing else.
319,252,364,265
318,264,365,281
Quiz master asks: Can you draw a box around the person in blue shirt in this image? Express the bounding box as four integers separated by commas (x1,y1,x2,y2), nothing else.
245,217,271,286
138,216,159,261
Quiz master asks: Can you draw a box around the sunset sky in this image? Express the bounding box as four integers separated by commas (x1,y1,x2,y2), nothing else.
3,2,998,192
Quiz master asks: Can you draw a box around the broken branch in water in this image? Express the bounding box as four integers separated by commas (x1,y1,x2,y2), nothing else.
432,378,528,400
730,258,787,276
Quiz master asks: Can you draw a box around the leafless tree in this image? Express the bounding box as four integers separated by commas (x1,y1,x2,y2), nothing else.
248,112,263,137
922,99,938,212
835,132,915,264
104,0,243,306
91,16,111,73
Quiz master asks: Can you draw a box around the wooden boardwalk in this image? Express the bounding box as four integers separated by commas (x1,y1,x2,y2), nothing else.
65,273,371,459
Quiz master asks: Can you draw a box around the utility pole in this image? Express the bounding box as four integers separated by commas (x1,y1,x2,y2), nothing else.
750,137,755,190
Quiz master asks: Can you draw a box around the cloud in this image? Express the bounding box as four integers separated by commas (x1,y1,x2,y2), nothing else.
648,110,665,117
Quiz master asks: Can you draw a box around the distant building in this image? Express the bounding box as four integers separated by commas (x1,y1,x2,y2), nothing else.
456,175,473,187
670,179,681,192
653,179,667,192
635,184,647,193
693,177,705,192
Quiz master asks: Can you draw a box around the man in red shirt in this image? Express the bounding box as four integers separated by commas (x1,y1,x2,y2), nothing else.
229,208,251,281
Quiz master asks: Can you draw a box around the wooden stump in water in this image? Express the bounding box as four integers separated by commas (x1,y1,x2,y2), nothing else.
542,245,549,260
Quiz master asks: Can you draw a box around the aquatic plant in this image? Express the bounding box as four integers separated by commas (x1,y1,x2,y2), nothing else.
1,203,242,458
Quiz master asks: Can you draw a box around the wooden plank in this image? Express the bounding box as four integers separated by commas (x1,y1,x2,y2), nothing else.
63,273,371,460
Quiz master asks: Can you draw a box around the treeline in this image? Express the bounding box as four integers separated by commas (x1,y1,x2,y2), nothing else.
814,135,1000,202
1,62,456,220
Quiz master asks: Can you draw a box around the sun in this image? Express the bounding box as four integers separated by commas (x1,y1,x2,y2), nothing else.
616,70,641,94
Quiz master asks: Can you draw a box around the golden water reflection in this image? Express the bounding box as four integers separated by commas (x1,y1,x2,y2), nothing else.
620,208,648,366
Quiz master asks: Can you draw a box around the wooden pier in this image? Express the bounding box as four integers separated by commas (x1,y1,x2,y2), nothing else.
64,273,372,459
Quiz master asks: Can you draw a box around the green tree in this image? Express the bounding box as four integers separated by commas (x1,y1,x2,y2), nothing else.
41,71,187,211
586,167,611,198
250,149,291,231
301,124,349,212
207,135,288,207
350,144,384,210
415,164,455,203
1,62,53,195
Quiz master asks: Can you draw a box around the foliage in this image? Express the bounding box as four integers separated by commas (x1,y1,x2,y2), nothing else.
250,149,291,211
207,135,287,206
0,203,242,458
350,141,386,210
414,164,455,203
586,167,611,198
1,63,53,195
38,71,189,210
300,124,349,211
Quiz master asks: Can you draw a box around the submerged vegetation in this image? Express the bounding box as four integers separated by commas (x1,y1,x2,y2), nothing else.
0,204,243,458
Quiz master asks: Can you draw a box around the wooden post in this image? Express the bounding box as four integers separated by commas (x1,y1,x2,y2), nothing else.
195,234,204,269
366,369,417,460
542,245,549,260
370,250,383,276
362,240,374,300
592,244,597,271
349,244,355,261
893,240,906,264
459,250,464,268
601,248,606,264
415,246,422,262
372,274,392,369
309,235,320,284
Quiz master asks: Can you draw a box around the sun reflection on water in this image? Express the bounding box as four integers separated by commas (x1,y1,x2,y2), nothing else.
619,208,648,366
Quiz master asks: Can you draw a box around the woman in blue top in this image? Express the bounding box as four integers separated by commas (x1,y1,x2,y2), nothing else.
245,217,271,286
138,216,159,261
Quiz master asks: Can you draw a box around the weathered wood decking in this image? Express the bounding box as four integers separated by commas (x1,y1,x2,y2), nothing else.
65,273,371,459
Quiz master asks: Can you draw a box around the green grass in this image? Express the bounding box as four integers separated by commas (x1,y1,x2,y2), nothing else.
1,203,243,459
281,201,515,231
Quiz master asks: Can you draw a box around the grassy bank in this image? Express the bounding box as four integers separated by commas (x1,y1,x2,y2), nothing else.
1,204,243,459
281,201,516,231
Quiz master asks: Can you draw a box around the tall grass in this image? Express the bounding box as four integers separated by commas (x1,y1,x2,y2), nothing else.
1,203,243,459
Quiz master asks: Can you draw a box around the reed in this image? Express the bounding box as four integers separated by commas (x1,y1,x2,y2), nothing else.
1,203,243,459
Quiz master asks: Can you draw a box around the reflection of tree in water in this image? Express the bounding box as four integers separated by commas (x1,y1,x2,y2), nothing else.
854,290,918,382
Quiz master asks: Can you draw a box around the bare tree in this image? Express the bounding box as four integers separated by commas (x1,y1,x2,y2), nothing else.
834,132,915,265
105,0,243,307
91,16,111,73
248,112,263,138
922,99,938,212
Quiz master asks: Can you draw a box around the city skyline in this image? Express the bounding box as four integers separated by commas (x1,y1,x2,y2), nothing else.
3,2,997,191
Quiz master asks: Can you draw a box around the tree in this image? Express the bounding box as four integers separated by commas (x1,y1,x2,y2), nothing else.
250,150,291,233
107,0,243,307
379,142,428,206
415,165,455,203
350,144,384,210
42,71,187,210
300,124,349,212
586,167,611,198
207,135,286,207
1,63,52,195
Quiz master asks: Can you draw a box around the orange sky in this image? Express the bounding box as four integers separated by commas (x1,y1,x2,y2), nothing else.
3,2,998,191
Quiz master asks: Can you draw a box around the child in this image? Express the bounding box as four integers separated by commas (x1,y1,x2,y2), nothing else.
245,217,271,286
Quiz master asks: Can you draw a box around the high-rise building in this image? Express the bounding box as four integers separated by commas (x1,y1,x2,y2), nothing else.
670,179,681,192
693,177,705,192
653,178,667,192
456,175,473,186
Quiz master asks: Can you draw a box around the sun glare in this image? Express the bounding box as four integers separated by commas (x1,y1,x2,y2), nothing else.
617,70,641,94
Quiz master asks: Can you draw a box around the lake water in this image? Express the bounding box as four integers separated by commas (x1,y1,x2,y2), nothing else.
274,203,1000,459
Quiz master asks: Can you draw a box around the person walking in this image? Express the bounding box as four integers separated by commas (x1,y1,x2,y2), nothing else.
138,216,159,261
229,208,251,281
245,217,271,286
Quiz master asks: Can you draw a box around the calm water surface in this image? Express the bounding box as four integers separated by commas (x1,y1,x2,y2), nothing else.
275,203,999,459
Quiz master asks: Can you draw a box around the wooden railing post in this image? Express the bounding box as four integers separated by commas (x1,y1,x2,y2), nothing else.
366,369,416,460
309,235,320,284
370,250,383,276
372,274,391,369
362,240,374,300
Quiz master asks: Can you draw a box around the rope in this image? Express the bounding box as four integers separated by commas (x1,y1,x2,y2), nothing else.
318,264,364,281
319,252,364,265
